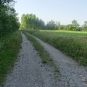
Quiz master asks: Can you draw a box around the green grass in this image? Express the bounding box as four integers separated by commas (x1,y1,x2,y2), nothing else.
22,31,59,72
25,30,87,66
0,31,22,86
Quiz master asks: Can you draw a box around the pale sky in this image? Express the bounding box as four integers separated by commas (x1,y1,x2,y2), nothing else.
14,0,87,25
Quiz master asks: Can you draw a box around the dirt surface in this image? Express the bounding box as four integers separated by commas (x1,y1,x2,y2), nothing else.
29,33,87,87
3,32,61,87
3,32,87,87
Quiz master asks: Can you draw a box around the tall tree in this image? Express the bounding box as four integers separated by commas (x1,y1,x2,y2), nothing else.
72,20,79,30
0,0,19,37
65,24,75,31
46,20,56,30
20,14,45,30
82,21,87,31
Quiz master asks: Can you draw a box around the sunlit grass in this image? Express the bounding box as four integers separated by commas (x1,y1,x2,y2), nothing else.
26,30,87,66
40,30,87,37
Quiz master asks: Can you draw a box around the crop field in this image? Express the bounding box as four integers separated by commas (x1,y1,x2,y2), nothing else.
26,30,87,66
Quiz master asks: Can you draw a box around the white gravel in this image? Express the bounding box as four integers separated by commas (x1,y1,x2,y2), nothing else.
29,33,87,87
3,32,61,87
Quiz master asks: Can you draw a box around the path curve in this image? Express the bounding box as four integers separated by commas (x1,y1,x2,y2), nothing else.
29,33,87,87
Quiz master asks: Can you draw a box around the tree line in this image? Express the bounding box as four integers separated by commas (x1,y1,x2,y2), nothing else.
20,14,87,31
0,0,20,37
20,14,45,29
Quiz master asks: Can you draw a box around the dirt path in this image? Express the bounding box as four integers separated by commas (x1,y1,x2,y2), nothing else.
3,32,87,87
3,32,61,87
29,33,87,87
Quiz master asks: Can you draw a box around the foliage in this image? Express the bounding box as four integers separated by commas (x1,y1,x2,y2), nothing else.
20,13,87,31
65,24,81,31
20,12,87,31
46,20,58,30
82,21,87,31
27,30,87,66
20,14,45,30
0,0,20,37
0,31,22,85
72,20,79,27
65,24,74,30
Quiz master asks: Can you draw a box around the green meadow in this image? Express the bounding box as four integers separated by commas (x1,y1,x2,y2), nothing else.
26,30,87,66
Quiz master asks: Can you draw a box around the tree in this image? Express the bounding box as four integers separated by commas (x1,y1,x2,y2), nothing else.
57,21,60,29
65,24,75,31
20,14,45,30
20,14,27,29
82,21,87,31
0,0,19,37
46,20,56,30
72,20,80,30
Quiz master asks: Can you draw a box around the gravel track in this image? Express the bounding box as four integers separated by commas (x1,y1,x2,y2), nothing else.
3,32,87,87
3,32,61,87
29,33,87,87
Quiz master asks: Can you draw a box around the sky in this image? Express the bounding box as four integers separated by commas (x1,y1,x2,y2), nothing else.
14,0,87,25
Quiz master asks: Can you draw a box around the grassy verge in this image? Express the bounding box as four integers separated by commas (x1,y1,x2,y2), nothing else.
26,30,87,66
22,31,59,72
0,31,22,86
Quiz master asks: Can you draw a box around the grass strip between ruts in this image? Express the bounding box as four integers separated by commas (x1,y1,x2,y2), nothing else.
22,31,59,73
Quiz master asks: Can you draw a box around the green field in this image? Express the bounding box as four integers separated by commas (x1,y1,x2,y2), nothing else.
26,30,87,66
